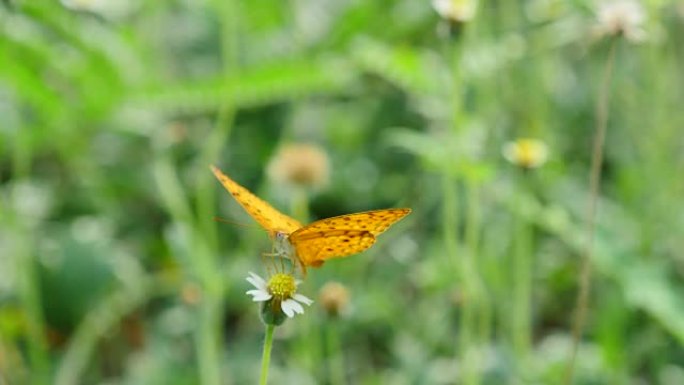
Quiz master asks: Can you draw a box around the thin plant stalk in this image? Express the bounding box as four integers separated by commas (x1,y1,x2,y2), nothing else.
14,222,50,385
10,128,50,385
290,187,311,225
152,156,223,385
442,173,479,385
288,187,321,375
512,172,533,367
564,38,618,384
196,289,223,385
325,320,346,385
194,2,241,382
197,0,240,259
466,177,491,344
259,325,276,385
444,26,483,385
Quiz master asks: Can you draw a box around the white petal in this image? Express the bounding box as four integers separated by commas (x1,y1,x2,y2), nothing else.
246,289,272,302
281,300,296,317
246,272,267,290
293,294,314,306
283,298,304,315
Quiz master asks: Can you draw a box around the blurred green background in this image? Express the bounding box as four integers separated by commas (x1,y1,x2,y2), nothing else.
2,0,684,384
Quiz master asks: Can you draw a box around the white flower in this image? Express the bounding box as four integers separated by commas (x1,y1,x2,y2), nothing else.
246,272,313,318
432,0,478,23
595,0,646,42
502,138,549,169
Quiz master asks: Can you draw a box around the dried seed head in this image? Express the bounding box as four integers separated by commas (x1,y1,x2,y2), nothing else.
319,281,350,317
267,143,330,189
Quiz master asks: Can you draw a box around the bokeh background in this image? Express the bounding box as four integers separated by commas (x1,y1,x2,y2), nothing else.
2,0,684,384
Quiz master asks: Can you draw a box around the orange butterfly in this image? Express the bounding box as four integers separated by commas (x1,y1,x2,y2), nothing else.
211,165,411,273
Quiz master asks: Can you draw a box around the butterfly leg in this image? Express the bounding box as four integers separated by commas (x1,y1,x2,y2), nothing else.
262,242,279,275
261,250,292,274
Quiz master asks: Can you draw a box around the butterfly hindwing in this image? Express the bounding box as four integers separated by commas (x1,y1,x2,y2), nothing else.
290,229,376,266
211,166,303,235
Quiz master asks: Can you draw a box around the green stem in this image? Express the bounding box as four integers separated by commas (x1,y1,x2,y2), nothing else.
442,20,482,385
196,0,239,256
15,226,50,385
288,188,321,375
564,37,618,385
464,177,485,385
290,187,310,223
259,325,276,385
464,176,492,384
326,321,346,385
512,180,532,370
194,3,240,383
152,157,224,385
10,124,49,384
441,174,477,385
197,288,223,385
466,177,490,339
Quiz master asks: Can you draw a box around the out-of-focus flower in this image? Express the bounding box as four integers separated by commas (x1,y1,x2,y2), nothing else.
267,143,330,189
246,272,313,325
181,282,202,305
60,0,132,18
61,0,105,12
432,0,478,23
502,138,549,169
319,281,350,317
594,0,646,42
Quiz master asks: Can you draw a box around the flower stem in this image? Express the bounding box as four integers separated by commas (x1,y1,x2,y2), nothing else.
564,37,618,384
289,187,321,375
259,324,276,385
325,320,346,385
512,172,533,370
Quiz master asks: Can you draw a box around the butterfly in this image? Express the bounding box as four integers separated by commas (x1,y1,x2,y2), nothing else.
211,165,411,274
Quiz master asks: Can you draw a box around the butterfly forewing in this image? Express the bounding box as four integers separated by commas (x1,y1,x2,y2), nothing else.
291,209,411,238
211,166,303,235
290,208,411,267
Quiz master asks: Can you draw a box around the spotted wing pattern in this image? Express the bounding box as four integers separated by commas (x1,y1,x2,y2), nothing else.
211,165,303,236
290,208,411,266
290,230,376,266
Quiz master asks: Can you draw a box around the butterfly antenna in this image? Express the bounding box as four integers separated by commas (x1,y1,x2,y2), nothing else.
268,244,276,276
212,216,267,233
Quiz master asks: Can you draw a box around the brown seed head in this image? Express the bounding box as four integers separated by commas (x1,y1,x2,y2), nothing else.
318,281,350,317
267,143,330,189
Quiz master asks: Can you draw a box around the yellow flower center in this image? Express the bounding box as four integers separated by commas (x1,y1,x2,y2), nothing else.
504,138,548,169
267,273,296,301
516,140,539,167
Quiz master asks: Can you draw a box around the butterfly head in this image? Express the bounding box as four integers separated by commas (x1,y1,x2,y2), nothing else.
273,231,296,257
273,230,307,275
